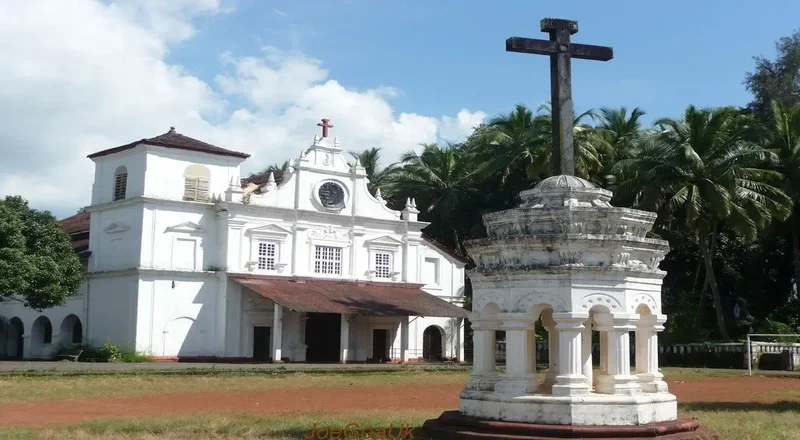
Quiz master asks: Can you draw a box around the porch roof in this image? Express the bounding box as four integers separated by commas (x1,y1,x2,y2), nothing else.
229,275,467,318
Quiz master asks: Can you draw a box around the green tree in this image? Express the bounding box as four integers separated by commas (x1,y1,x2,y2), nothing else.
348,147,395,195
596,107,647,186
0,196,84,311
763,100,800,311
744,30,800,119
613,106,792,340
383,143,481,254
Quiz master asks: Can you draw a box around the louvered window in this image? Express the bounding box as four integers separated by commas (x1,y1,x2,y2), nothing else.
113,166,127,201
183,177,210,201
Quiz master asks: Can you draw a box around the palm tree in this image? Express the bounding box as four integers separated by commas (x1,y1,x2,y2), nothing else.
348,147,395,195
613,105,792,340
596,107,647,185
764,100,800,310
382,143,481,254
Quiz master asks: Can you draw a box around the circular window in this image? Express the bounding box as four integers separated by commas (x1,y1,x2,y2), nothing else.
318,182,346,209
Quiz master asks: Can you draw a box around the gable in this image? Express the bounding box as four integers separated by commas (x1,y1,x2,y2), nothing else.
165,221,204,234
245,224,293,240
103,221,130,234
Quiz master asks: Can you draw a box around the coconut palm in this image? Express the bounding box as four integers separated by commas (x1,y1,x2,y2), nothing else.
596,107,647,184
348,147,395,195
764,100,800,309
613,105,792,340
382,143,481,254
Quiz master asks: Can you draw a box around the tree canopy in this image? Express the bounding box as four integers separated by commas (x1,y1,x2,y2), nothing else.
0,196,84,310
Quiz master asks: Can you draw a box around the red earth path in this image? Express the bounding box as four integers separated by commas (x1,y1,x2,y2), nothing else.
0,377,798,428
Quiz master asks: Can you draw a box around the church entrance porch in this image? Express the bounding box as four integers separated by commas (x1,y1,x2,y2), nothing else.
252,326,271,362
304,313,341,363
371,329,389,362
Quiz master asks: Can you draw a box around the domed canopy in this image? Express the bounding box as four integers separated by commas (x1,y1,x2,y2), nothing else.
534,174,596,190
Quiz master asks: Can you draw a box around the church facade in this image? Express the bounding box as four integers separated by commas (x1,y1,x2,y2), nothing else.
0,122,468,363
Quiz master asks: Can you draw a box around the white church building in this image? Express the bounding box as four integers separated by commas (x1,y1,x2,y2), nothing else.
0,121,468,363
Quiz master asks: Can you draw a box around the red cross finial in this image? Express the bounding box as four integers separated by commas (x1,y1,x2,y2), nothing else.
317,118,334,138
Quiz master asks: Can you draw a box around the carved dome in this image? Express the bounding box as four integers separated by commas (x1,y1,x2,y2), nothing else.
534,174,596,190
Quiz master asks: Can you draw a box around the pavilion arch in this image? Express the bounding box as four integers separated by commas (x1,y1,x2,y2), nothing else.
59,314,83,346
587,304,611,315
526,303,557,321
30,316,53,356
482,302,501,315
636,304,654,315
6,317,24,359
423,325,446,361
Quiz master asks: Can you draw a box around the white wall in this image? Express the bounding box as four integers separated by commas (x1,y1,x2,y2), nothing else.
140,204,219,271
135,274,220,357
142,147,243,201
86,275,138,351
90,148,147,205
88,204,144,273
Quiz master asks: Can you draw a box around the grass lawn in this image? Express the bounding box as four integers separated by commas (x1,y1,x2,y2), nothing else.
0,367,796,440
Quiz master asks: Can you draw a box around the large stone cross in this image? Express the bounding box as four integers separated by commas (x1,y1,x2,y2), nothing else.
317,118,334,138
506,18,613,176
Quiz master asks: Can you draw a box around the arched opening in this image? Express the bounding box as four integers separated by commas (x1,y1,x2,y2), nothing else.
31,316,53,356
59,315,83,346
113,166,128,201
7,318,24,359
183,164,211,202
423,325,444,361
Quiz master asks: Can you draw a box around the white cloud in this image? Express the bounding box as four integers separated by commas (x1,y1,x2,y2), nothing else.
0,0,486,218
272,7,288,18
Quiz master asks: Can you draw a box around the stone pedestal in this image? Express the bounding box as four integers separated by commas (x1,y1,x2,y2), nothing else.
423,174,716,439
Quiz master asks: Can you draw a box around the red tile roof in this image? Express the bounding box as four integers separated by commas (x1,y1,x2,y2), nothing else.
230,275,467,318
60,211,90,235
87,127,250,160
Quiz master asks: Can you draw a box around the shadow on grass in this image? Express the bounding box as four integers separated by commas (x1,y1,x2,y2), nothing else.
680,401,800,412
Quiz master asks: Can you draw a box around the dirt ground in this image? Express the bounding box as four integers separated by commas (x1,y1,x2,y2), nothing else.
1,377,798,428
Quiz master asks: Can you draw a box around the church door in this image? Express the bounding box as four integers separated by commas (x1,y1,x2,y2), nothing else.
252,326,271,362
304,313,341,362
372,329,388,362
423,326,443,361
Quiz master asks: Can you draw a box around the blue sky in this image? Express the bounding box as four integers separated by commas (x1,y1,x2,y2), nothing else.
3,0,800,217
172,0,800,126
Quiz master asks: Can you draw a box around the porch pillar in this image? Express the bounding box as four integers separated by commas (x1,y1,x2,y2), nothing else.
457,317,465,363
340,314,351,363
464,315,501,391
272,304,282,362
582,317,593,390
400,318,409,362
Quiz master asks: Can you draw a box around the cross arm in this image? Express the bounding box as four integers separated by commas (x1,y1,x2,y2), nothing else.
506,37,613,61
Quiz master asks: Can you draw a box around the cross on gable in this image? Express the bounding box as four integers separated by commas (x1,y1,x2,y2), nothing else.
506,18,613,177
317,118,334,138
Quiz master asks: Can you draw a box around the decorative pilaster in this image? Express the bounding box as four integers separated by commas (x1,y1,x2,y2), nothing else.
594,313,642,395
494,314,538,395
636,313,668,393
551,312,590,397
465,316,501,391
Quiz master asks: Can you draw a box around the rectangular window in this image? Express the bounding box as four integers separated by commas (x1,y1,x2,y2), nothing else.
257,242,276,270
114,173,127,201
184,178,210,202
374,252,391,279
422,257,440,286
314,245,342,275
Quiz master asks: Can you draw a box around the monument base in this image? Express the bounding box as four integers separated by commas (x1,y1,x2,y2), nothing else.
459,390,678,425
421,410,719,440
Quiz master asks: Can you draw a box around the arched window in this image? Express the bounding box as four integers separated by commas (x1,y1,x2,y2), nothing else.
183,165,210,202
43,320,52,344
113,166,128,201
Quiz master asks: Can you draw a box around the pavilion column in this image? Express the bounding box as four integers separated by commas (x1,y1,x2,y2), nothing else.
636,313,669,393
465,315,501,391
552,312,590,396
494,314,538,395
541,311,560,391
594,313,642,395
582,318,593,391
272,304,283,362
